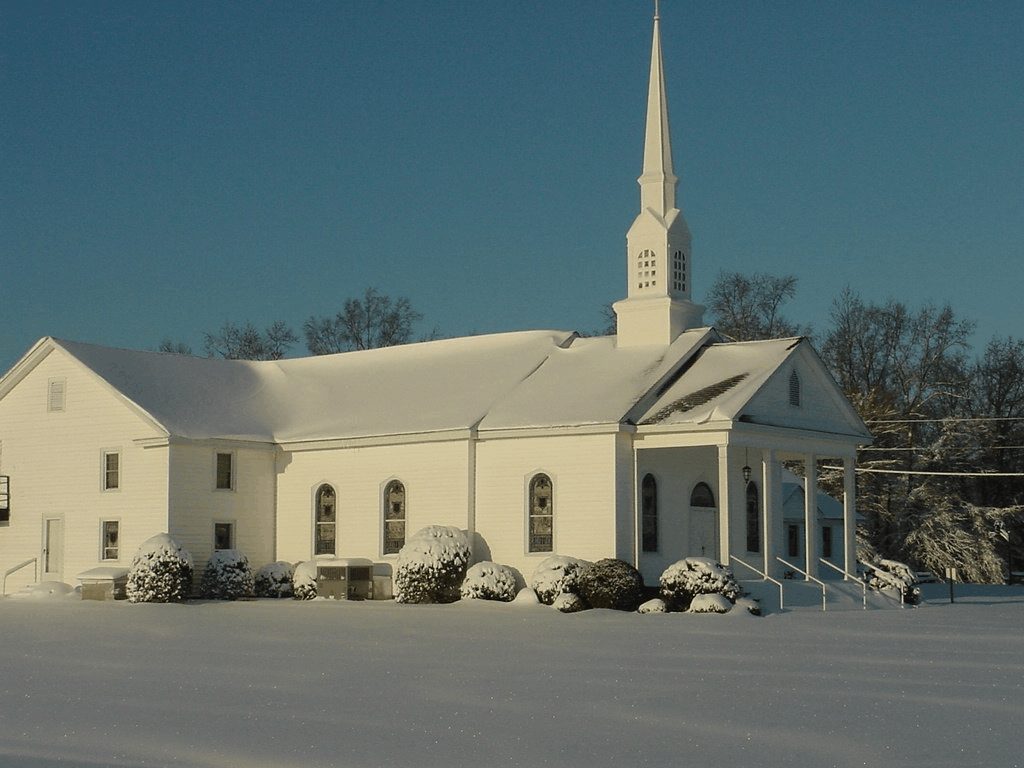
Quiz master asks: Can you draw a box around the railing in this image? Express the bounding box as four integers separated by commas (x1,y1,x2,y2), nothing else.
729,557,782,610
819,558,866,610
2,557,38,597
776,556,828,611
858,560,907,608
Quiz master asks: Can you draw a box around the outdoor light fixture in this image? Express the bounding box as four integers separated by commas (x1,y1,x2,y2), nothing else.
742,448,752,483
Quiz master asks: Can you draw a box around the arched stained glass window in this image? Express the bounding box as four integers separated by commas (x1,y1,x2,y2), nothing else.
690,482,715,508
314,484,336,556
641,473,658,552
528,473,553,553
383,480,406,555
746,482,760,553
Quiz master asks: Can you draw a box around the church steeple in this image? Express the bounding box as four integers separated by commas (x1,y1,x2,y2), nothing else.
613,3,705,347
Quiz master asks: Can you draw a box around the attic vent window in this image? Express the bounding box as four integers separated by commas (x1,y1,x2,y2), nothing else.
47,379,66,412
789,369,801,407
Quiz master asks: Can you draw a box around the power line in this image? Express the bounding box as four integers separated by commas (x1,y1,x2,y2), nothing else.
859,446,1024,452
866,416,1024,424
822,465,1024,478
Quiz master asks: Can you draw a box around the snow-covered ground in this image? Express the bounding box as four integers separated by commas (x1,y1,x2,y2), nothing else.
1,585,1021,768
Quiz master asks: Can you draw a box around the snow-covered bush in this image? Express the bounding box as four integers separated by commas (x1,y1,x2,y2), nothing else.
867,559,921,605
254,561,295,598
126,533,194,603
688,593,733,614
735,597,762,616
394,525,472,604
553,592,587,613
659,557,740,610
199,549,254,600
576,558,644,612
529,555,590,605
460,561,518,602
293,561,318,601
638,598,667,614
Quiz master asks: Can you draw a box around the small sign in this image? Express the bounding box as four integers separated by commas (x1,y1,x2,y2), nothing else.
945,567,958,581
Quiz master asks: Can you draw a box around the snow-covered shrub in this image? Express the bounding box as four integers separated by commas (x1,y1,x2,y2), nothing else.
293,561,318,601
867,559,921,605
638,598,668,614
199,549,254,600
460,561,518,602
126,533,194,603
529,555,591,605
394,525,472,604
553,592,587,613
659,557,740,610
512,587,540,605
688,593,733,614
576,558,644,612
254,561,295,598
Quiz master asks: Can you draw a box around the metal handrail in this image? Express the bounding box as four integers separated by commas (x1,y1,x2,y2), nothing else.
776,556,828,611
858,560,907,608
819,558,866,609
2,557,38,597
730,554,785,611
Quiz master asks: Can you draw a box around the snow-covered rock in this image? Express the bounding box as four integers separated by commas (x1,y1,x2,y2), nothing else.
511,587,541,606
460,561,518,602
659,557,740,609
126,533,194,603
734,597,762,616
529,555,590,605
638,598,668,614
394,525,471,604
292,561,318,601
254,561,295,598
688,593,733,614
552,592,587,613
200,549,254,600
8,581,79,600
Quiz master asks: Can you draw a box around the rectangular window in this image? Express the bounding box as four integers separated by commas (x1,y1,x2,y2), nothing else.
215,452,233,490
0,475,9,524
822,525,833,559
214,522,233,550
101,520,119,560
787,524,800,558
103,452,120,490
47,378,66,412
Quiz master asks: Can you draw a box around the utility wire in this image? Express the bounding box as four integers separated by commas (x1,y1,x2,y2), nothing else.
866,416,1024,423
822,465,1024,478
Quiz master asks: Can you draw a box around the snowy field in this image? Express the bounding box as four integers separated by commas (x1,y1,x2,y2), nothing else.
1,585,1021,768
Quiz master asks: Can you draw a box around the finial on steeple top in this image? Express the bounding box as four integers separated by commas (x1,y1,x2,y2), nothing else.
654,0,660,21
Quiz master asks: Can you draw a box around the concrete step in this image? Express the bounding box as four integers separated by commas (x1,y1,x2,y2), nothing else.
740,578,904,614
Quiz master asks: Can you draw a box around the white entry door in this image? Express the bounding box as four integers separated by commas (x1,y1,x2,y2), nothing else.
43,517,64,580
689,508,719,559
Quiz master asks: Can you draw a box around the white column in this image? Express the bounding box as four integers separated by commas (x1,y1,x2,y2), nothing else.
717,445,732,564
762,448,782,578
804,453,820,579
843,456,857,578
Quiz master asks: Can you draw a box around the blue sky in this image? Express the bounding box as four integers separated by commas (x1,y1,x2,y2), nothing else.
2,1,1022,372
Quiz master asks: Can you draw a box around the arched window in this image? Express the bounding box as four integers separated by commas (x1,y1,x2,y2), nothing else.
383,480,406,555
746,482,760,553
641,473,658,552
690,482,715,508
528,473,553,553
314,484,336,556
789,369,801,407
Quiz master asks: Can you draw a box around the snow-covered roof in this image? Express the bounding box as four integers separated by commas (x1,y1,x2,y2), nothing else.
638,338,799,426
2,327,863,445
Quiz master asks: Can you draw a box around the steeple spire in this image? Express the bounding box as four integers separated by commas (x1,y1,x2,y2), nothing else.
639,1,677,217
613,4,705,347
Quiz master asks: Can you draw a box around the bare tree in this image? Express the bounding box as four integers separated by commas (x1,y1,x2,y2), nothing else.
158,339,193,355
203,320,298,361
704,271,803,341
304,287,433,354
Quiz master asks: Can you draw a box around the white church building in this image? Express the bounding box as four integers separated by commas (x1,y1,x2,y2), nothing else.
0,11,871,595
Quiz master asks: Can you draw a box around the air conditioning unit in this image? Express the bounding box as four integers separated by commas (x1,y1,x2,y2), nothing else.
316,558,375,600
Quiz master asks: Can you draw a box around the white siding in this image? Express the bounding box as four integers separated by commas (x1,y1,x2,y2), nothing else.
168,443,276,583
634,445,718,583
0,349,168,593
275,440,470,565
474,433,619,582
